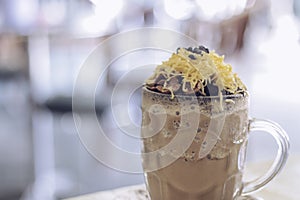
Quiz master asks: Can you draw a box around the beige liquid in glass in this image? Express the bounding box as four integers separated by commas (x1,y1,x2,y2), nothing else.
141,88,249,200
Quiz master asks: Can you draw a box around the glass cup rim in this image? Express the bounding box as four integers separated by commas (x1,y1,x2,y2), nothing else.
142,86,248,100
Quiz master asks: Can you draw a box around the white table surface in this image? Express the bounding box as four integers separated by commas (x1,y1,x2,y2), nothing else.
64,155,300,200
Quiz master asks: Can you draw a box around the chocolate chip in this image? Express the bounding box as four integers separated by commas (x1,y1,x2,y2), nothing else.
199,45,209,53
184,45,210,55
182,82,194,94
166,76,181,92
193,48,203,54
188,54,196,60
222,89,233,95
204,83,219,96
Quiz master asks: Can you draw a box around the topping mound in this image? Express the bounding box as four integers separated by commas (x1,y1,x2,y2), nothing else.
145,46,247,98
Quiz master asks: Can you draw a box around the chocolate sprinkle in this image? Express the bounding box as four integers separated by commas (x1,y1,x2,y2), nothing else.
188,54,196,60
146,46,246,97
185,45,210,55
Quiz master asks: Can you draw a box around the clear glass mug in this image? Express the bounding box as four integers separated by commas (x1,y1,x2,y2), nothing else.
141,87,289,200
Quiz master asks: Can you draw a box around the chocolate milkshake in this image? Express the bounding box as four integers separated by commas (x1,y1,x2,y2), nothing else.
141,46,249,200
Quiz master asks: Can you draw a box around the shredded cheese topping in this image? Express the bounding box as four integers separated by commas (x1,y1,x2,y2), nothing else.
146,47,247,98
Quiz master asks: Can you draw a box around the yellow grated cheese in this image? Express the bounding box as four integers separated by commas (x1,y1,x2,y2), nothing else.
145,47,247,98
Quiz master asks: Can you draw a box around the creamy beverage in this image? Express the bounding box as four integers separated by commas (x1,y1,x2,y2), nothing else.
141,46,248,200
142,88,248,200
141,46,289,200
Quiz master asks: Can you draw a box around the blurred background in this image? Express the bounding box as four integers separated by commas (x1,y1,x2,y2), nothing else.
0,0,300,199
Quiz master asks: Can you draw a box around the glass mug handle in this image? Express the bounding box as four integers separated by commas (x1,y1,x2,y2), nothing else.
242,118,290,195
